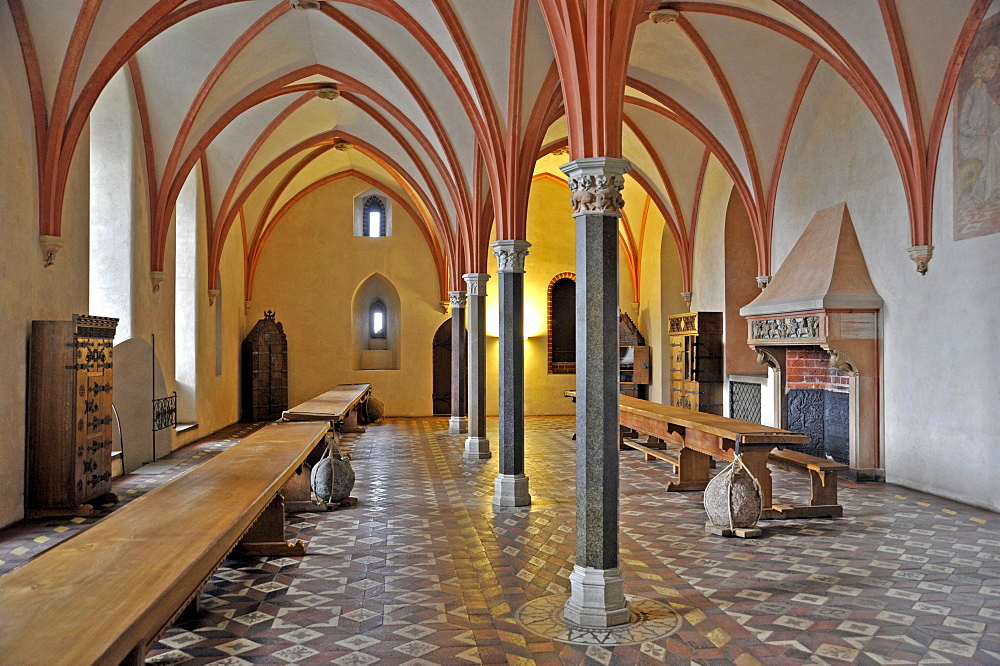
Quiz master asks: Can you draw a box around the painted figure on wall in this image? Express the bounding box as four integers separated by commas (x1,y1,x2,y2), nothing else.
955,13,1000,239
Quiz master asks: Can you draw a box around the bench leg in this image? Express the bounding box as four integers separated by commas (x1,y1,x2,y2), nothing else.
339,408,366,434
739,449,773,511
236,495,307,557
809,470,838,506
666,448,711,492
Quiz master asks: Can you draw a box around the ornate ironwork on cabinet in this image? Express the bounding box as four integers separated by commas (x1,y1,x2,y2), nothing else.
668,311,723,414
619,311,651,399
242,310,288,421
27,315,119,517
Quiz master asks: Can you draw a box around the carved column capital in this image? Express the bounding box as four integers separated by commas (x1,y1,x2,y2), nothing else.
208,289,220,306
449,290,467,309
756,275,771,289
559,157,632,217
490,240,531,274
463,272,490,296
150,271,166,293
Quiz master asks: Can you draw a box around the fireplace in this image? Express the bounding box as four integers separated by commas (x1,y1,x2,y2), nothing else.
740,203,883,481
785,347,849,463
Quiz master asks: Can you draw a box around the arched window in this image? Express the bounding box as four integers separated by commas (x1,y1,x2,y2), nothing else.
354,188,392,237
548,274,576,374
363,196,386,237
369,299,387,340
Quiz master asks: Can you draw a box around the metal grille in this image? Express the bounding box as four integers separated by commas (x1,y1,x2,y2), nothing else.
153,391,177,431
730,381,761,424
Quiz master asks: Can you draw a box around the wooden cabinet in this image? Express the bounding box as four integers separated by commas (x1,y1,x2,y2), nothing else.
668,311,723,415
27,315,119,516
242,310,288,421
619,311,651,398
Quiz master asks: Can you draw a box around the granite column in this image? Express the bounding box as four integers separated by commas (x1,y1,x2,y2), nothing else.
463,274,491,459
561,157,632,627
448,290,468,434
490,240,531,509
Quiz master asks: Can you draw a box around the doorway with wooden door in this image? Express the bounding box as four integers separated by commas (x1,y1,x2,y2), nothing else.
432,319,451,415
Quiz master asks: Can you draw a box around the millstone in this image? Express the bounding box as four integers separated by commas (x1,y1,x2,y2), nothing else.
703,457,762,529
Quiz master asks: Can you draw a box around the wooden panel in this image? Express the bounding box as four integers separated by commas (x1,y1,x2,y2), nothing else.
0,421,328,666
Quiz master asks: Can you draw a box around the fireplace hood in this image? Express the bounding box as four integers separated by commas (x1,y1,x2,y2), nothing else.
740,203,882,317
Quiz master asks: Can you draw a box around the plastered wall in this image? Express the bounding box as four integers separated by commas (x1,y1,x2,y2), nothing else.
250,176,445,415
775,64,1000,511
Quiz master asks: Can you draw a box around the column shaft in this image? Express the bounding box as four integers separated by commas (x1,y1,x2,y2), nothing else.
463,274,490,459
448,291,467,434
574,212,620,568
490,241,531,509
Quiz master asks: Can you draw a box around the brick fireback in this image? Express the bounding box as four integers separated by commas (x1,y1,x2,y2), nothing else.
786,347,849,393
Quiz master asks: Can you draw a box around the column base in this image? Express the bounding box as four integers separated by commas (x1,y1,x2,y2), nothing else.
492,473,530,509
448,416,468,434
463,436,491,459
563,565,631,627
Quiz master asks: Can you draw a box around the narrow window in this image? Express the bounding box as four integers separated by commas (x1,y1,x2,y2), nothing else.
548,275,576,374
363,196,386,237
370,300,387,339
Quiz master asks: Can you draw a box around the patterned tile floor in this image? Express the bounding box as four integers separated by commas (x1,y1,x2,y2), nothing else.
2,417,998,665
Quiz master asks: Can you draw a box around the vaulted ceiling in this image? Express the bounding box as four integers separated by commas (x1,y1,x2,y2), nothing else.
8,0,987,298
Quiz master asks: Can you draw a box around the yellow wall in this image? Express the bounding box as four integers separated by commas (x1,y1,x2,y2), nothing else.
250,176,446,415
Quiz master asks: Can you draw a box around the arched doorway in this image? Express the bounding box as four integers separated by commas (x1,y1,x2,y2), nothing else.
432,319,451,415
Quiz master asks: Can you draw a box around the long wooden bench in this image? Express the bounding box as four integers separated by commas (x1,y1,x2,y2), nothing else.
0,420,328,666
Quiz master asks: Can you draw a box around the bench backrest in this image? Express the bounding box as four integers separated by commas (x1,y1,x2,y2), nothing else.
0,421,328,666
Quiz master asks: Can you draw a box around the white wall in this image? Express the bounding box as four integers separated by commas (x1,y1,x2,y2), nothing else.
775,63,1000,511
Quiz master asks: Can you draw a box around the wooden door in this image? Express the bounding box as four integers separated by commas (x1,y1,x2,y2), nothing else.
432,319,451,415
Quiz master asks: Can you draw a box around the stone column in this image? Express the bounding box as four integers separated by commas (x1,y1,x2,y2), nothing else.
489,240,531,509
561,157,632,627
463,274,491,459
448,290,468,434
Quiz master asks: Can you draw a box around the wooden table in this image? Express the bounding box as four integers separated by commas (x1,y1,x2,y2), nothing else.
280,384,372,510
565,391,810,517
0,421,328,666
281,383,372,437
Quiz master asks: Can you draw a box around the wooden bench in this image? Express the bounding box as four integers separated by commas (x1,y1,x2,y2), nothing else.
767,448,848,518
0,420,328,666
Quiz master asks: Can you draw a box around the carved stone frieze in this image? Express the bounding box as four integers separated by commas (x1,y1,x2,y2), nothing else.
449,290,467,309
491,240,531,274
750,315,819,340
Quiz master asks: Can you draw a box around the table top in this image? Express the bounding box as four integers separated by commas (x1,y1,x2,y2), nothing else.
282,384,372,421
0,421,328,666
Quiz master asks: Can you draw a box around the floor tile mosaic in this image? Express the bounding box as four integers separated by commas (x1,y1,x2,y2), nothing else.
1,416,998,664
